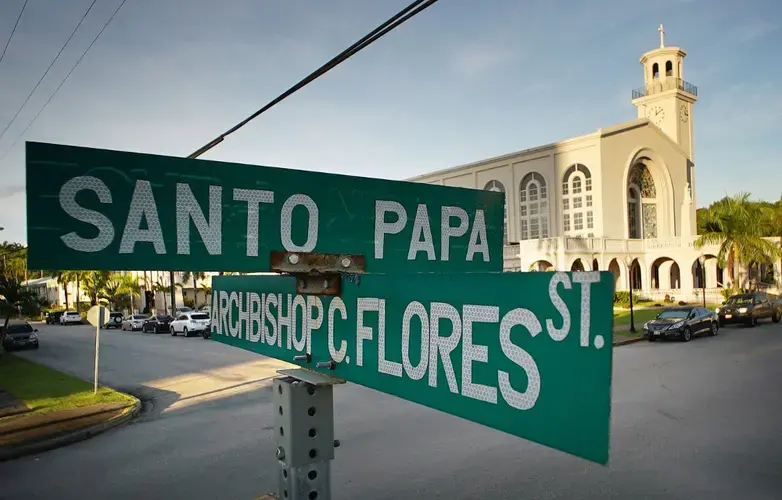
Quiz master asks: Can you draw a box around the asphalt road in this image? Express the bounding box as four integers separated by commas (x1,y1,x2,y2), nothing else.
2,321,782,499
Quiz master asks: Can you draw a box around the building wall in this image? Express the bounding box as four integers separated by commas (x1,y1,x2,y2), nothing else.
599,121,693,240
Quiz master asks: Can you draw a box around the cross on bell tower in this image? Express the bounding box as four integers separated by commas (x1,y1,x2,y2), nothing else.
631,26,699,160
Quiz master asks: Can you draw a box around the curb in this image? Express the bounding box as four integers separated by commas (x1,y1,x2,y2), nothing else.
0,395,141,462
613,336,646,346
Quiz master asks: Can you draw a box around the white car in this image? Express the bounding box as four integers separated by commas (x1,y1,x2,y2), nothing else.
170,311,211,337
59,311,82,325
122,314,149,331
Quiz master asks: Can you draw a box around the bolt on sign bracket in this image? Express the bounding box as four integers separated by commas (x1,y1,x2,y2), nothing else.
269,251,366,296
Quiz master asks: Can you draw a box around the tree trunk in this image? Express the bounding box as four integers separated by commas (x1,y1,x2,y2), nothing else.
192,272,198,309
63,283,69,310
76,275,80,313
169,271,176,316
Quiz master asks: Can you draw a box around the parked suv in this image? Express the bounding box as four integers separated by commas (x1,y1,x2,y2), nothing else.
717,292,782,327
105,312,124,329
170,311,211,337
45,311,63,324
59,311,82,325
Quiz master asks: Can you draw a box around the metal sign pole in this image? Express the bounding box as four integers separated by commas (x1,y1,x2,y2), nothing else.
93,308,102,394
265,252,353,500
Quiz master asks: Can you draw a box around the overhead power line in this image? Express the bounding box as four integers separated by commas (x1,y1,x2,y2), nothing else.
188,0,438,159
0,0,29,65
0,0,99,144
0,0,127,162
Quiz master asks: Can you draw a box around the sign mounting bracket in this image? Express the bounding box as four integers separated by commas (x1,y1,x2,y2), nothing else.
269,250,366,296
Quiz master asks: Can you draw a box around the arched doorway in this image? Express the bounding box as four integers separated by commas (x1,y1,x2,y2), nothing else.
571,259,586,272
608,258,621,291
592,258,599,271
692,255,723,288
529,260,555,272
650,257,681,289
629,258,643,290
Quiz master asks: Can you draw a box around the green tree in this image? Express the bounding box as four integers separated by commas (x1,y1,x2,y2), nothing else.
121,275,142,314
153,281,169,314
79,271,111,306
182,271,207,308
695,193,782,287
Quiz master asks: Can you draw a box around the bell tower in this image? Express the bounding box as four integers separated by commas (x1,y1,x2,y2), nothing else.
631,25,698,160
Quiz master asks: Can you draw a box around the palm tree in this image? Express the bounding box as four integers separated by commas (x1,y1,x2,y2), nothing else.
80,271,111,306
199,283,212,308
153,281,169,314
100,274,126,310
182,271,207,308
55,271,73,310
696,193,782,289
120,275,141,314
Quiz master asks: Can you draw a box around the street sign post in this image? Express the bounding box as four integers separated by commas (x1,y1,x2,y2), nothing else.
210,270,614,465
25,142,503,273
25,141,614,500
86,305,109,394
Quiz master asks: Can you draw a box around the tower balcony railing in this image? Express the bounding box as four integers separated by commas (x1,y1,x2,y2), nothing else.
632,77,698,99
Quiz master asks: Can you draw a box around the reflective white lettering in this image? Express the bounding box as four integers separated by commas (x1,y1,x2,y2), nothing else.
59,176,115,252
233,188,274,257
374,201,407,259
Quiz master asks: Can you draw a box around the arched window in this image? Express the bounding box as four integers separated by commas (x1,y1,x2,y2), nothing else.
652,62,659,79
561,164,594,237
628,186,641,239
483,180,508,245
519,172,548,240
665,60,673,76
627,162,658,239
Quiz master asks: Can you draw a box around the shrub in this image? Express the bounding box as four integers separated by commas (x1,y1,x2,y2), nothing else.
678,300,687,305
613,291,638,307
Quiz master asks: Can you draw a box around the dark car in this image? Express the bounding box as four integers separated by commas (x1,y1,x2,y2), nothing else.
2,321,40,351
644,306,718,342
142,315,174,334
202,320,212,340
717,292,781,327
105,312,124,329
45,311,64,325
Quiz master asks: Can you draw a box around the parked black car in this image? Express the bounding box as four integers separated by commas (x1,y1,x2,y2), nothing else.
2,320,39,351
105,312,124,329
45,311,63,324
645,306,719,342
717,292,781,327
142,315,175,334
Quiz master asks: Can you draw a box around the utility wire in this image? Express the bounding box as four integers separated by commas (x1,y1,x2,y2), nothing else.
0,0,28,65
188,0,438,159
0,0,99,144
0,0,127,162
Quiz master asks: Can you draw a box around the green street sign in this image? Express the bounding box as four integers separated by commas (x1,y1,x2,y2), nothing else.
25,142,503,273
209,271,614,464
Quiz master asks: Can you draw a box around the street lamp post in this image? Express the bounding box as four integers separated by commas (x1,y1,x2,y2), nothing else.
699,255,707,308
626,256,636,333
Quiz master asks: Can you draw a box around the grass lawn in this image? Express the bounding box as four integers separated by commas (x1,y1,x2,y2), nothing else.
0,354,135,415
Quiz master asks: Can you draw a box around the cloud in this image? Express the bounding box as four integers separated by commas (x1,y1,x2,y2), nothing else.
450,42,519,78
0,185,24,199
732,21,777,42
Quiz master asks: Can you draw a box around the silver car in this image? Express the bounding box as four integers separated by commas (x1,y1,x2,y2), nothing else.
122,314,149,331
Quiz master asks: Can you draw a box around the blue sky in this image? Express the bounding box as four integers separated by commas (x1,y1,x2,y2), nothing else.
1,0,780,244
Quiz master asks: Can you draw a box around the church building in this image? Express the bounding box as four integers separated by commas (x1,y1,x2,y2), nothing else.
408,27,735,303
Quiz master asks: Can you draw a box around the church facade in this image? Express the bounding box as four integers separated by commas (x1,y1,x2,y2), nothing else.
408,28,760,303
